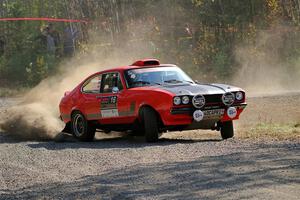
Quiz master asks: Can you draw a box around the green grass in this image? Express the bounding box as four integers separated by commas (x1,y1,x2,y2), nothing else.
240,123,300,140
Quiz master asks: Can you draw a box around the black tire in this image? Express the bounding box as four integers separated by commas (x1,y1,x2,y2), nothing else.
61,122,71,134
220,121,234,139
71,111,96,141
131,120,145,136
142,107,159,142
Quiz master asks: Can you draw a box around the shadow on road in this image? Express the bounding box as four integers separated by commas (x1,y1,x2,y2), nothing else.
0,131,222,150
27,136,222,150
0,143,299,200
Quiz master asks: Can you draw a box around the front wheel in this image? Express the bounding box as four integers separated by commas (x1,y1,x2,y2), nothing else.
220,121,234,139
142,107,159,142
71,111,96,141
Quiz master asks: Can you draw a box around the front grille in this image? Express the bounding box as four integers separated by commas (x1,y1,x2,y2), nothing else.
170,107,193,115
171,93,245,113
204,94,223,106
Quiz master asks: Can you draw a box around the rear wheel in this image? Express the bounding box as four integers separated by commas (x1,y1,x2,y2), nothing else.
71,111,95,141
61,122,71,134
142,107,159,142
220,121,234,139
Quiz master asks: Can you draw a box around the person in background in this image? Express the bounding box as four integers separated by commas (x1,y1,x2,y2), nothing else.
63,26,79,57
47,23,61,57
45,26,55,55
36,26,55,54
36,27,48,52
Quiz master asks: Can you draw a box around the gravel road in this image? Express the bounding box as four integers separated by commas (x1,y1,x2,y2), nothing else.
0,93,299,200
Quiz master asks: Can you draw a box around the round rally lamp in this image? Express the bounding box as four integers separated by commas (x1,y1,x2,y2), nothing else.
173,96,181,105
227,107,237,119
182,96,190,104
192,94,205,108
235,91,243,101
222,92,235,106
193,110,204,122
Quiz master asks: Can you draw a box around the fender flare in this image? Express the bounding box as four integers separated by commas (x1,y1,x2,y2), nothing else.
138,104,164,127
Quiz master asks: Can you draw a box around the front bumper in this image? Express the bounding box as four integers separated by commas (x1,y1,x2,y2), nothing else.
162,103,247,126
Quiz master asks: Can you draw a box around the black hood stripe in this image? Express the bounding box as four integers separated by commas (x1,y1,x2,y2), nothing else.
156,83,226,95
197,83,227,92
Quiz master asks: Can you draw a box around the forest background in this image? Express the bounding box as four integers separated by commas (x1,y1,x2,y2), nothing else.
0,0,299,92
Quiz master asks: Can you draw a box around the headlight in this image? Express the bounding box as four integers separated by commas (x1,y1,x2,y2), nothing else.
173,96,181,105
235,91,243,101
182,96,190,104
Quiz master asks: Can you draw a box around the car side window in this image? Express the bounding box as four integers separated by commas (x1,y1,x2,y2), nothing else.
101,72,123,93
82,75,102,93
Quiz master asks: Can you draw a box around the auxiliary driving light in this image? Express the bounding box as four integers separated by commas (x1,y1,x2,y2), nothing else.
227,107,237,119
222,92,235,106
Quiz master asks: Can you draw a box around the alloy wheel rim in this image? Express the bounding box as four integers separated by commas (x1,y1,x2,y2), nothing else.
73,114,85,137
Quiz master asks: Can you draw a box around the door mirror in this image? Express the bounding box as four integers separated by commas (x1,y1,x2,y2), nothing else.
112,87,119,93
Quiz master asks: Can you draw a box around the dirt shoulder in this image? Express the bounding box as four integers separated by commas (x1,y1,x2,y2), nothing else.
236,92,300,140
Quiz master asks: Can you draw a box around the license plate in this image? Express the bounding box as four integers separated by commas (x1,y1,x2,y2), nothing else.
203,109,224,116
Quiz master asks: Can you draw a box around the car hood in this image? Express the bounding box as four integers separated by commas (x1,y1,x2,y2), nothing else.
156,83,242,96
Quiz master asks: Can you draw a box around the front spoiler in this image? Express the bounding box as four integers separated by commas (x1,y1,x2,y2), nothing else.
170,103,247,116
164,103,247,126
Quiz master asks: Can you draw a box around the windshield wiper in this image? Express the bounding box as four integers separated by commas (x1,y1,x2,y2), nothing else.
182,80,194,84
132,81,161,86
164,79,193,84
164,79,182,83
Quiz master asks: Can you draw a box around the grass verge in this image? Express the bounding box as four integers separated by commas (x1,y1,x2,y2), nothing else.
239,123,300,140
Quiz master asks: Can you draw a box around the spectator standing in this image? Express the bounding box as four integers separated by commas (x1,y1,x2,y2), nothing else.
46,27,56,55
48,23,61,57
63,26,78,57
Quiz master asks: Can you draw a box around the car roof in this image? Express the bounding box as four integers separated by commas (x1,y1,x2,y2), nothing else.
82,59,177,82
101,64,177,73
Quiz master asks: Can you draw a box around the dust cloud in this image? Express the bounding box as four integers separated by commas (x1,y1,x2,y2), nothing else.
0,20,156,140
232,25,300,130
0,61,107,140
233,25,300,97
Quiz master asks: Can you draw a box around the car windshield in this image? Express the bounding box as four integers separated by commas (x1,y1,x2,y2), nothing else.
125,66,194,88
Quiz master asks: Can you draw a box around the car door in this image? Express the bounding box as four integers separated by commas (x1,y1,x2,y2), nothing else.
81,74,103,120
99,72,135,124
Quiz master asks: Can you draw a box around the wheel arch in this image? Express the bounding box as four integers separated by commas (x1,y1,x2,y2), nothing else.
138,104,164,127
70,108,87,120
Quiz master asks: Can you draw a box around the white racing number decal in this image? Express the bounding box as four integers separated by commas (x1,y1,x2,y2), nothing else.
100,96,119,118
193,110,204,122
101,109,119,118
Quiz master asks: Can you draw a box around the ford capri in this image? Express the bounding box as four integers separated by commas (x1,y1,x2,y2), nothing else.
59,59,247,142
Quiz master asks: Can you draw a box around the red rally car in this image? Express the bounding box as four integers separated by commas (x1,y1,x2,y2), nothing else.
59,59,247,142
